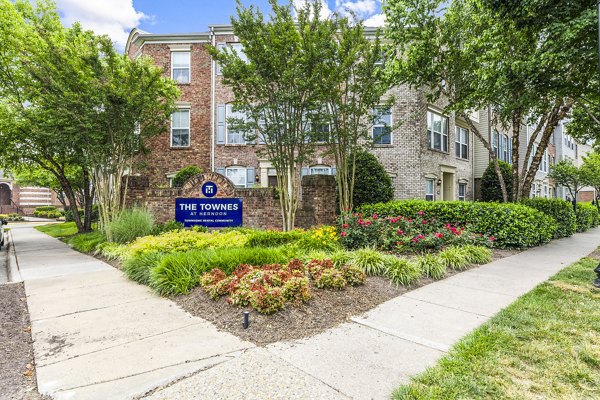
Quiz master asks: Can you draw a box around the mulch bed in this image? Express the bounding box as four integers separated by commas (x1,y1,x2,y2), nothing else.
173,247,520,346
0,282,48,400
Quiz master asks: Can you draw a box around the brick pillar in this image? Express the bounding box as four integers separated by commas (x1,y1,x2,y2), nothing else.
296,175,337,229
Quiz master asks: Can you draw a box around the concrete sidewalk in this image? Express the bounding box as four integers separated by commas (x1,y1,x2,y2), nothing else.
14,224,600,399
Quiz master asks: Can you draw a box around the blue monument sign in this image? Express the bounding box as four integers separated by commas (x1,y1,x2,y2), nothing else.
175,197,243,228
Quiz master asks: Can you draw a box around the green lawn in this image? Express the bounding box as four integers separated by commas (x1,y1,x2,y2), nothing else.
394,257,600,400
36,222,105,253
35,222,78,237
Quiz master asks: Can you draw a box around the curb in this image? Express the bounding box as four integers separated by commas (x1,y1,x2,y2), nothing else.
7,230,22,283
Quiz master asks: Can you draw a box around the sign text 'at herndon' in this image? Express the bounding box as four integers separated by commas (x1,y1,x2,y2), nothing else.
175,197,243,228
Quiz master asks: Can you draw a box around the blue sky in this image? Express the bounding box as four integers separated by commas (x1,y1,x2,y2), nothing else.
54,1,384,50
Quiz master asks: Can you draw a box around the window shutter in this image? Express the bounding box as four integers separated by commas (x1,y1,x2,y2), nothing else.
217,105,225,144
301,167,309,177
246,167,255,188
216,167,225,176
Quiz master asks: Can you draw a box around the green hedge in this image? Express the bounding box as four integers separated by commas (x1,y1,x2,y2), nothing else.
357,200,557,248
65,205,99,223
35,206,57,212
575,203,599,232
521,198,576,238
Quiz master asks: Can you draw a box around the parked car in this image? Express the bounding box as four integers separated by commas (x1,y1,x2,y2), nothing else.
0,219,7,249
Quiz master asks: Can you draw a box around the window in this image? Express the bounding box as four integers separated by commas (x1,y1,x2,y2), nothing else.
502,134,509,162
539,149,548,173
226,104,247,144
314,123,330,143
425,179,435,201
455,127,469,159
492,131,499,157
543,183,549,198
373,107,392,145
217,43,247,75
171,51,190,84
428,111,448,152
226,167,247,188
458,183,467,201
171,109,190,147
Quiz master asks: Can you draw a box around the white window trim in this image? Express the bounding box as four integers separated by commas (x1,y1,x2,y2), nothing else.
458,182,467,201
455,126,469,160
170,108,191,148
171,51,191,84
427,110,449,152
225,166,247,188
425,178,435,201
373,107,392,145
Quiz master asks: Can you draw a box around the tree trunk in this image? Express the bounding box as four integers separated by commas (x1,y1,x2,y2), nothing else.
57,174,84,233
82,168,94,233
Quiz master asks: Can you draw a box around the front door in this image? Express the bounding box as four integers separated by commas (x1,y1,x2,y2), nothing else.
442,172,455,201
0,184,11,205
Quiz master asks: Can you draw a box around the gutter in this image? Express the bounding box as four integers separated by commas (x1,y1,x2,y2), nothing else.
210,26,216,172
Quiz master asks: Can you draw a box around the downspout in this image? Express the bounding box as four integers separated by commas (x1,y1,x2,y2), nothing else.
210,26,216,172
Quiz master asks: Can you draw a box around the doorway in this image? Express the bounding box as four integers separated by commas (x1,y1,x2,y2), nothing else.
442,172,455,201
0,183,11,206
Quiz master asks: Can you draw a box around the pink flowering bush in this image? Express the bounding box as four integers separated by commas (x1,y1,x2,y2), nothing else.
338,213,494,252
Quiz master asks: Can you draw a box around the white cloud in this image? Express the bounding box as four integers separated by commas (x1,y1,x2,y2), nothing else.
56,0,147,50
364,12,385,27
292,0,333,18
339,0,376,18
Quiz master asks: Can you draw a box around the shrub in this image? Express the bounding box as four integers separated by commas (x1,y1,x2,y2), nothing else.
338,264,366,286
521,198,576,238
35,206,57,212
149,247,292,295
384,257,422,286
95,242,129,261
151,220,184,235
438,247,470,271
172,165,203,188
348,248,386,276
351,149,394,209
357,200,556,248
64,205,99,223
127,229,248,256
34,208,62,219
295,226,340,252
107,208,155,244
332,250,354,268
246,229,306,247
416,254,446,280
481,161,512,202
575,203,599,232
461,245,493,265
66,231,106,253
124,252,166,285
313,268,347,289
0,213,24,221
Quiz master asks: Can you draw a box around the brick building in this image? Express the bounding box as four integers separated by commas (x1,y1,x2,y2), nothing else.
126,26,485,202
0,170,62,215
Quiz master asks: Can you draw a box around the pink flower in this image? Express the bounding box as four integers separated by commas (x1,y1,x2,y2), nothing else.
397,229,404,235
434,232,443,239
418,234,425,239
422,219,428,224
342,223,349,229
418,211,424,215
340,231,347,237
372,213,379,219
357,219,365,225
489,236,496,241
365,220,372,226
445,223,452,229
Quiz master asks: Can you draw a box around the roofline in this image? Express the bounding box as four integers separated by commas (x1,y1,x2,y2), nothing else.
125,28,211,54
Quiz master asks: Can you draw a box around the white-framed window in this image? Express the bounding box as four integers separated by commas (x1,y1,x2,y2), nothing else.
543,183,549,198
373,107,392,145
171,51,190,84
458,182,467,201
539,149,548,172
226,167,247,188
502,134,509,162
427,111,448,152
217,43,247,75
171,109,190,147
455,126,469,159
226,104,247,144
425,178,435,201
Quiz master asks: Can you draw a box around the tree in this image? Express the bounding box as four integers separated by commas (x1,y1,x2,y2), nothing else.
13,166,85,210
0,0,100,232
85,48,179,241
384,0,588,202
210,0,334,230
581,152,600,210
351,149,393,209
549,160,586,209
481,161,512,202
318,15,392,213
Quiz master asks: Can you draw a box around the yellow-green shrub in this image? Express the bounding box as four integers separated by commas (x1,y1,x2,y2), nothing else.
126,229,248,256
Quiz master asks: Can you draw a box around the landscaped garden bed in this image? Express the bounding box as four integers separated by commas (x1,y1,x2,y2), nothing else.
34,198,598,345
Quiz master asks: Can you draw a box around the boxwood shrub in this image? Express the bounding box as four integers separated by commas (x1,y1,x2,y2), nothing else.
357,200,557,248
575,203,599,232
521,198,576,238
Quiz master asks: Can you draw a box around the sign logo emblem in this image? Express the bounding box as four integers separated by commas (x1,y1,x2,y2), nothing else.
202,181,217,198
